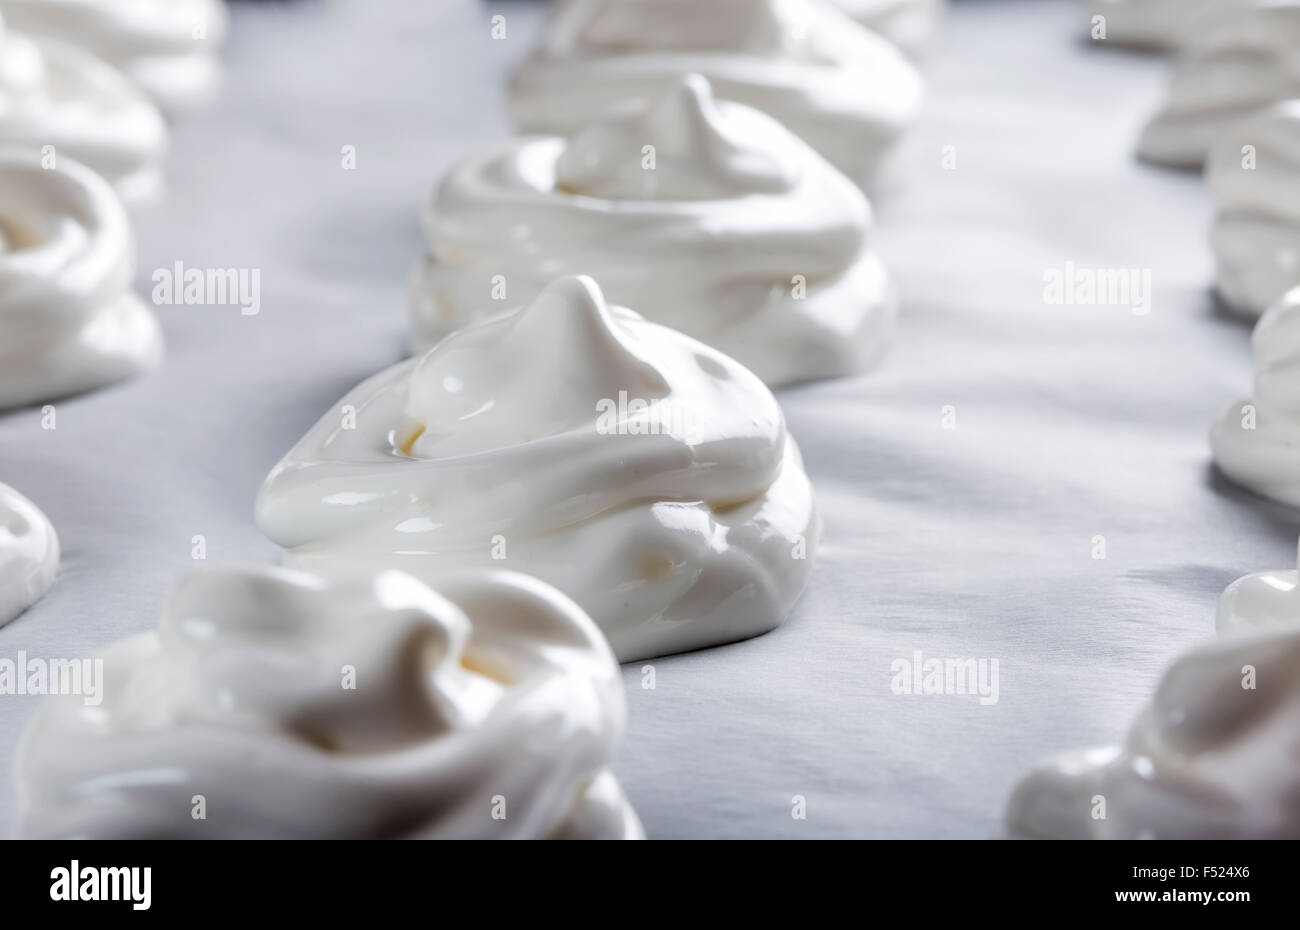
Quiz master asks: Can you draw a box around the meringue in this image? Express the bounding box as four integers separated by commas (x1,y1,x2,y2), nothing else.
0,12,167,202
0,482,58,627
259,275,819,663
1083,0,1254,51
411,75,895,387
15,563,644,839
1206,100,1300,318
0,0,228,111
1210,286,1300,504
1006,541,1300,839
1138,1,1300,169
830,0,943,55
0,150,162,410
509,0,924,186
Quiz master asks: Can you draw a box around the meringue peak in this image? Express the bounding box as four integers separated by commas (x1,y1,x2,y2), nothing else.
402,276,669,458
554,74,802,201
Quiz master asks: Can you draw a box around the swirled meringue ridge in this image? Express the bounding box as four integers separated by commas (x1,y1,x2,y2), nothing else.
509,0,923,186
412,75,895,386
16,563,643,839
1210,286,1300,505
1138,2,1300,168
0,150,162,410
0,482,58,627
1006,542,1300,839
0,13,166,201
261,276,819,662
0,0,228,111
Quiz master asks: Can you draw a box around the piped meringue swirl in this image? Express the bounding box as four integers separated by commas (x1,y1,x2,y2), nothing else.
260,275,818,663
0,0,228,111
412,75,895,387
1138,1,1300,169
1083,0,1255,51
1210,286,1300,504
0,481,58,627
0,11,166,201
509,0,924,186
830,0,943,55
1006,540,1300,839
1207,100,1300,318
0,149,162,410
16,563,644,839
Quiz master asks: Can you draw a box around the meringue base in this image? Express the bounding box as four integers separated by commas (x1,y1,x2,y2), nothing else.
549,770,646,840
283,439,819,664
411,251,896,388
0,483,59,627
0,294,164,411
1210,398,1300,507
1211,215,1300,319
1136,111,1222,170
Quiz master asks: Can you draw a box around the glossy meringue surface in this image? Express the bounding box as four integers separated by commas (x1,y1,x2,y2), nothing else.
0,0,228,111
509,0,924,186
1006,543,1300,839
1083,0,1255,50
0,481,58,627
830,0,944,55
1138,1,1300,169
16,563,644,839
1210,286,1300,505
412,75,896,387
0,149,162,410
0,12,166,201
260,275,819,663
1207,101,1300,319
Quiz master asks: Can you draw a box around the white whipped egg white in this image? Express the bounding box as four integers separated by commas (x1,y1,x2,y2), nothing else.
1207,101,1300,319
830,0,944,55
510,0,924,186
1006,541,1300,839
1211,286,1300,505
0,149,162,410
262,275,819,662
0,0,228,111
413,74,896,387
0,11,166,201
1138,1,1300,169
16,563,644,839
0,481,58,627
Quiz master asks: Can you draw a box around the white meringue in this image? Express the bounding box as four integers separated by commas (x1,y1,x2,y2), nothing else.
0,12,167,202
0,482,58,627
509,0,924,186
16,563,644,839
1006,541,1300,839
1210,286,1300,505
258,275,819,663
0,150,162,410
830,0,943,55
411,75,895,387
1138,1,1300,169
0,0,228,111
1083,0,1255,51
1206,100,1300,318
